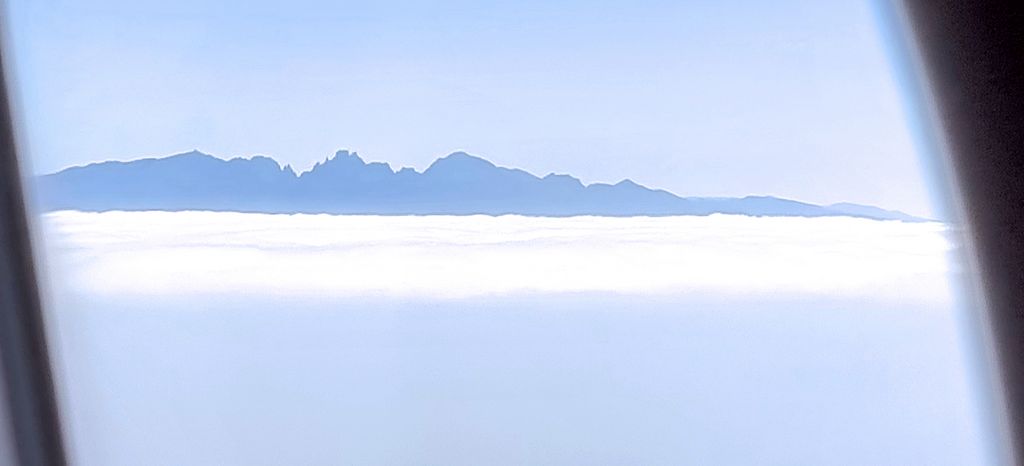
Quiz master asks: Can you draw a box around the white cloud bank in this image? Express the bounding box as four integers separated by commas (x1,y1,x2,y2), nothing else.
40,211,956,302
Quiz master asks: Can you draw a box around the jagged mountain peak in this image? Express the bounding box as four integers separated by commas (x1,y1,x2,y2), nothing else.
305,149,395,177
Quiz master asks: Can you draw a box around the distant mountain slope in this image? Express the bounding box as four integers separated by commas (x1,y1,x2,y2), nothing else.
34,150,925,221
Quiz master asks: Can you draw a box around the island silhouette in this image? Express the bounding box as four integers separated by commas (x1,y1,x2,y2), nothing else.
34,150,922,221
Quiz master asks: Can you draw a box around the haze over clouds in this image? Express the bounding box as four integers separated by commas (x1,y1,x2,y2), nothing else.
42,211,954,301
41,211,991,466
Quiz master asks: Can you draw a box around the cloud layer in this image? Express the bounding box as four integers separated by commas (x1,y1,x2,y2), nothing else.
40,211,955,301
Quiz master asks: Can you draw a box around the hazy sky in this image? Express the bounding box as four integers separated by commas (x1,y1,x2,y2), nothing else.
4,0,936,215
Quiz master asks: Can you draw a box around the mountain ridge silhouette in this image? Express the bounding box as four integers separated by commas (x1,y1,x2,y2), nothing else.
34,150,925,221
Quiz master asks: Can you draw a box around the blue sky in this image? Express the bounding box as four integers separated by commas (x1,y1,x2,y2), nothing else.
4,0,934,216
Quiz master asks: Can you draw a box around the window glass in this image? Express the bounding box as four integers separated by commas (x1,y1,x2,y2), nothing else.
3,1,1003,464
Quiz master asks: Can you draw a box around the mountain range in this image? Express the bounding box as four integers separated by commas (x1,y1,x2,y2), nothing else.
33,150,923,221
